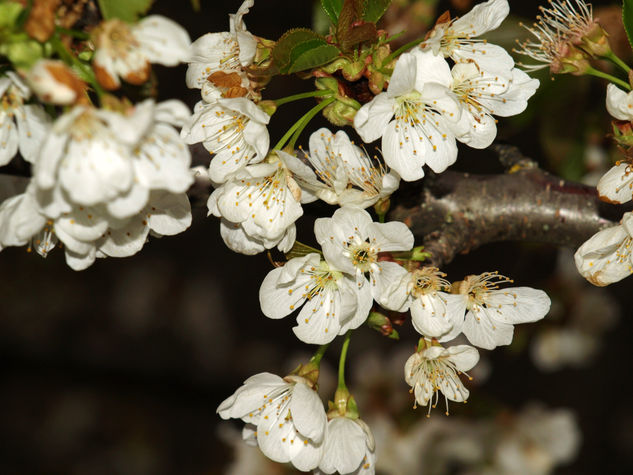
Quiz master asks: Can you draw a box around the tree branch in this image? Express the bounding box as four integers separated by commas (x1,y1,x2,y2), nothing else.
388,145,629,268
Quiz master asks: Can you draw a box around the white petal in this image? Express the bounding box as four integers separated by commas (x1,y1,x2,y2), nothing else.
353,93,395,143
452,0,509,36
485,287,551,324
606,83,633,120
98,217,148,257
445,344,480,372
0,113,18,165
410,294,454,338
387,52,417,98
597,163,633,204
319,418,366,474
135,15,191,66
147,191,192,235
290,382,327,443
462,307,515,349
16,104,50,163
64,247,96,270
368,221,414,252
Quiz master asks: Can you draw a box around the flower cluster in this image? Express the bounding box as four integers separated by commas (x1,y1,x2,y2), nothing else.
0,99,194,269
354,0,538,181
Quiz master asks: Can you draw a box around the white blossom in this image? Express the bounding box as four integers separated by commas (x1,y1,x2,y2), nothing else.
421,0,514,74
93,15,191,89
259,253,372,344
377,266,465,341
26,59,82,106
0,71,49,165
404,343,479,415
217,372,326,472
574,212,633,286
317,417,376,475
186,0,257,90
449,272,552,350
354,50,461,182
208,152,303,255
314,207,414,302
33,100,192,220
285,128,399,208
181,97,270,183
450,62,539,149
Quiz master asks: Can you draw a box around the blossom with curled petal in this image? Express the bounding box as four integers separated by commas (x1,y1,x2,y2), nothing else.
354,50,461,182
449,272,552,350
574,212,633,286
181,97,269,183
377,266,465,341
285,128,399,209
208,151,303,255
420,0,514,74
92,15,191,90
404,342,479,416
316,416,376,475
596,85,633,204
217,372,327,472
314,207,414,302
259,253,372,344
450,62,539,149
0,71,49,165
186,0,256,95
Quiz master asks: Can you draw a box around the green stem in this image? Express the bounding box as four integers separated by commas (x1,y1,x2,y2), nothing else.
55,27,91,40
49,34,105,97
337,330,352,389
382,37,425,66
273,97,335,151
603,50,631,74
273,89,332,107
287,97,335,150
310,344,329,366
586,66,631,90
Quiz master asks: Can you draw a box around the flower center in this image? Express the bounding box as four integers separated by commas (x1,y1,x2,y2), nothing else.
98,20,138,57
410,267,450,298
348,240,378,273
462,271,514,310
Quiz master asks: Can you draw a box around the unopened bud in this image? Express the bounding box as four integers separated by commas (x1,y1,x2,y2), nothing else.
367,311,399,339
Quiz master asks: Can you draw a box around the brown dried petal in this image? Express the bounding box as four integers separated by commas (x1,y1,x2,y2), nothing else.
25,0,61,43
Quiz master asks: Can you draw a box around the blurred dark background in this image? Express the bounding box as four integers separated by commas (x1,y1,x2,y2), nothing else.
1,0,632,473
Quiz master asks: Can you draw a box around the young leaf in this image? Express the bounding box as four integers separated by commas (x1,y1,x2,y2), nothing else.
362,0,392,23
321,0,344,24
97,0,154,22
623,0,633,50
272,28,341,74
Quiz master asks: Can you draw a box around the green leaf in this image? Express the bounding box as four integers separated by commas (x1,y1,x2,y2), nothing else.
624,0,633,50
321,0,344,24
97,0,154,22
0,2,23,29
273,28,340,74
362,0,391,23
339,22,377,51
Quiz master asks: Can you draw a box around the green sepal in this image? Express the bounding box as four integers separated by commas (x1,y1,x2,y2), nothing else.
285,240,323,260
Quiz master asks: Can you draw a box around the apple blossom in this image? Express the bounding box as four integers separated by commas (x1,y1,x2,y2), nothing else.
286,128,400,208
186,0,256,91
0,71,49,165
404,342,479,415
314,207,414,301
259,252,373,344
208,151,303,254
217,372,326,472
450,63,539,149
377,266,465,341
181,97,270,183
317,416,376,475
450,272,552,350
574,212,633,286
420,0,514,74
92,15,191,90
353,50,461,182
